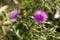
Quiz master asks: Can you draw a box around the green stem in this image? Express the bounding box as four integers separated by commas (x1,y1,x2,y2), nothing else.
13,26,21,40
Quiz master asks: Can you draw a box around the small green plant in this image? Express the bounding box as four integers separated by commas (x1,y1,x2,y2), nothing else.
0,0,60,40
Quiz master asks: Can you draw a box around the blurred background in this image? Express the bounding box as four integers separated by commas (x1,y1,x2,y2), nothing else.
0,0,60,40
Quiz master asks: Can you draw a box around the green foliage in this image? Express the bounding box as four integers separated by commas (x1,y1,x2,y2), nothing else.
0,0,60,40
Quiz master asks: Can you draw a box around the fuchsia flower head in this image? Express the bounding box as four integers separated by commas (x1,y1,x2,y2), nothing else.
34,10,48,23
9,9,20,19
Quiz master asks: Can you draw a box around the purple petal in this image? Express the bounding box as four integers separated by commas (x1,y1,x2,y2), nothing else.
9,9,20,19
34,10,48,23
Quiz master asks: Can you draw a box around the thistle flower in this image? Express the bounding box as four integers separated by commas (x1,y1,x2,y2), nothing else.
34,10,48,23
9,9,20,19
